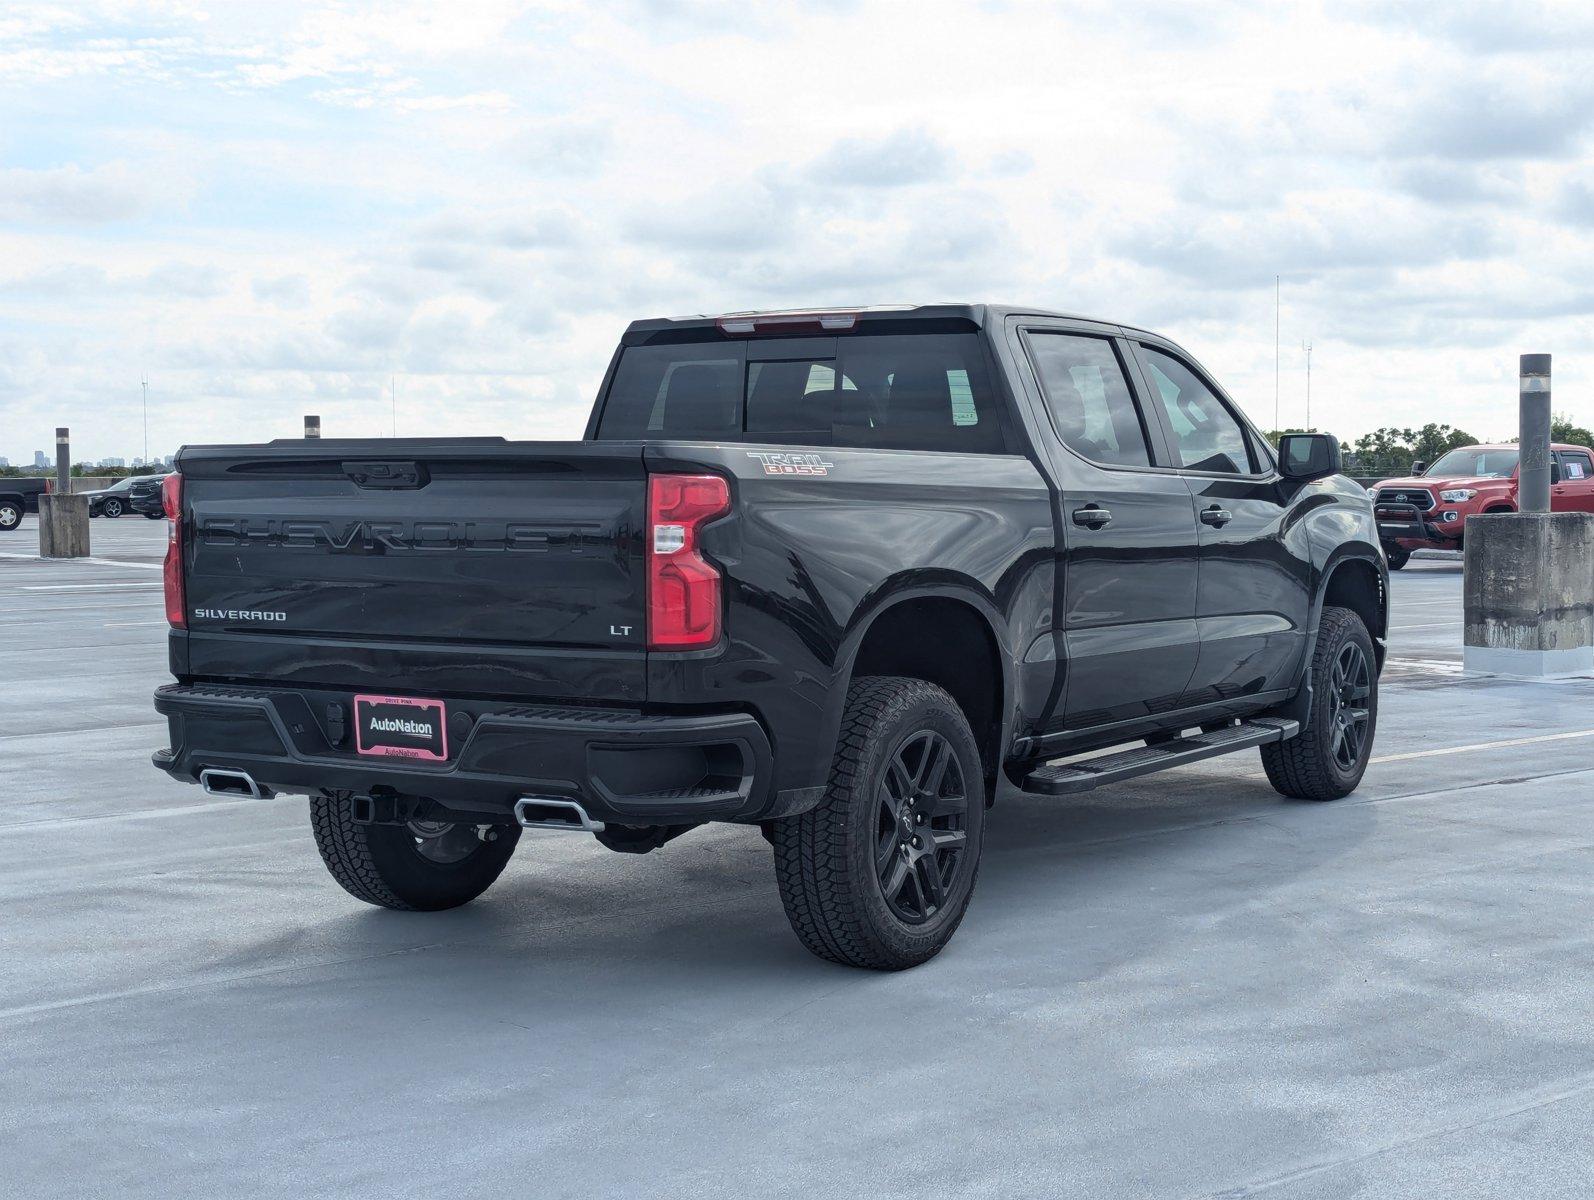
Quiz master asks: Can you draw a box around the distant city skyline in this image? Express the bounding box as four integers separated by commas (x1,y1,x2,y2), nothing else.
2,450,174,474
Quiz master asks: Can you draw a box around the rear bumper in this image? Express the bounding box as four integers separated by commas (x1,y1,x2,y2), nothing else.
152,683,782,825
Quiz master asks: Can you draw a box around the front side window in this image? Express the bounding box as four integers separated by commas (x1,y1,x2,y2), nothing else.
1027,333,1152,468
595,331,1008,453
1140,348,1254,474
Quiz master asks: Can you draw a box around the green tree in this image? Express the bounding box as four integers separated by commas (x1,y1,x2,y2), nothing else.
1551,413,1594,448
1408,423,1477,467
1346,425,1476,475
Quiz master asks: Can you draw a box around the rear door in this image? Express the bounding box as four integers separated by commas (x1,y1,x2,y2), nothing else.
1129,339,1308,706
179,440,650,703
1015,322,1201,731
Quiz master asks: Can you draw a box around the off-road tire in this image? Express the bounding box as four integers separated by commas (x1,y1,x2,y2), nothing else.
1262,606,1378,801
772,676,985,970
309,795,520,911
1383,544,1409,570
0,500,21,532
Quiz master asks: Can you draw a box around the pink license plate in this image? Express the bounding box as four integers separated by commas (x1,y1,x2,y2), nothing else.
353,694,448,761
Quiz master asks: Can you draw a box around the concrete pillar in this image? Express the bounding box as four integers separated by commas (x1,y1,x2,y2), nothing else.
1463,511,1594,677
38,492,91,559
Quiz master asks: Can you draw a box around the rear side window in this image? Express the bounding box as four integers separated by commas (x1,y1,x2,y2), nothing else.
1559,451,1593,481
1139,347,1255,475
1027,333,1152,468
595,332,1009,453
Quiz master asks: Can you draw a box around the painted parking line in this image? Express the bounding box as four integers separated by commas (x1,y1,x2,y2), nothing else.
19,582,164,592
1372,726,1594,764
0,552,162,570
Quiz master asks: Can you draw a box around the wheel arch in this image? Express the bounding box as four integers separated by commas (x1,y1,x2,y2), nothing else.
825,578,1016,799
1315,550,1389,666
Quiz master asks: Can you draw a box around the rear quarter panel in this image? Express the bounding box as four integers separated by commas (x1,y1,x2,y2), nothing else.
647,443,1056,795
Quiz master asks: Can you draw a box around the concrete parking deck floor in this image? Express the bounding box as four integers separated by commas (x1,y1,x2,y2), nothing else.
2,522,1590,1198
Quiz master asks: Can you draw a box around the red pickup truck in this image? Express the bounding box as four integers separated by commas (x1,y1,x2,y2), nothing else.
1373,442,1594,568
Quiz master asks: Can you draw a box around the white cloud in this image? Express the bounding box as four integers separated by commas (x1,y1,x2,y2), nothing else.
4,0,1594,462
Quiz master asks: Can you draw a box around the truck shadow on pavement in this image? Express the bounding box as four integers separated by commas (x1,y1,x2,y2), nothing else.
315,768,1378,978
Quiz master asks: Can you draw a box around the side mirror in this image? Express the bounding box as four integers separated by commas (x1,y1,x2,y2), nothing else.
1411,460,1427,475
1279,433,1342,481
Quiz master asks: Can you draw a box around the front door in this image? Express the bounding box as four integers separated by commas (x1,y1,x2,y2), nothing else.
1130,341,1308,706
1019,328,1202,730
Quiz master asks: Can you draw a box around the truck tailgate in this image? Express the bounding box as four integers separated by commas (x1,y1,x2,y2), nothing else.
177,439,648,703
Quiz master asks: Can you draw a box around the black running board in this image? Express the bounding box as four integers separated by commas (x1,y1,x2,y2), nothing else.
1020,718,1299,796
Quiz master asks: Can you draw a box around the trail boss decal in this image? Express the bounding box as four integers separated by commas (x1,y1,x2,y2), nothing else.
746,451,835,477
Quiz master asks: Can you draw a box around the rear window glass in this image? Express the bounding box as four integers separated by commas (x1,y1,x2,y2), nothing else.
595,332,1009,453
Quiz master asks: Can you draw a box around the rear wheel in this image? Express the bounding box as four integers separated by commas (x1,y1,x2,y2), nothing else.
309,795,521,911
0,500,20,532
1383,543,1409,570
1262,606,1378,801
772,677,985,970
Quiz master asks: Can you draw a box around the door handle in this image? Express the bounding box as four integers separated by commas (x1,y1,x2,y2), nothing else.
1072,504,1112,529
1200,505,1233,527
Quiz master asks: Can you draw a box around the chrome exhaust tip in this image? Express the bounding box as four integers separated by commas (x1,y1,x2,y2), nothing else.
513,797,605,833
199,768,274,800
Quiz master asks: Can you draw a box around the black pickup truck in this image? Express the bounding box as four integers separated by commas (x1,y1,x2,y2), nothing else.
0,477,52,531
152,305,1386,969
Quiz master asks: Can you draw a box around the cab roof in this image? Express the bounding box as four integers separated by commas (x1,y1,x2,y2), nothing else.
623,303,1156,338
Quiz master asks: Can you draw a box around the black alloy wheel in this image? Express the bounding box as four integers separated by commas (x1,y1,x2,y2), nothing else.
874,730,970,924
772,676,986,970
1326,640,1372,773
1261,605,1378,801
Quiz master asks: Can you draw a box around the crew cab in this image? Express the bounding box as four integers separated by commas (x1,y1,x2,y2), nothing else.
1372,442,1594,568
151,305,1387,970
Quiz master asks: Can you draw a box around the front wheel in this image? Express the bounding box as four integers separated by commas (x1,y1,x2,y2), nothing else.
309,795,521,911
103,498,124,518
772,677,985,970
1262,606,1378,800
0,500,20,532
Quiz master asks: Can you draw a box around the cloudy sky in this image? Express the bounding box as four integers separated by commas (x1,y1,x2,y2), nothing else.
3,0,1594,465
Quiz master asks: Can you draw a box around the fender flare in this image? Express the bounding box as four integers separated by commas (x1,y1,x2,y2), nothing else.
815,575,1019,791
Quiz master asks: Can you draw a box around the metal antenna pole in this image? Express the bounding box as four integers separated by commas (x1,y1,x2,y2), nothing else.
391,376,397,437
1302,340,1313,430
1274,276,1280,434
141,376,149,465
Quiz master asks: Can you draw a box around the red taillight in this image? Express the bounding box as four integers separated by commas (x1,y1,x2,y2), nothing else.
647,474,730,650
162,473,185,629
